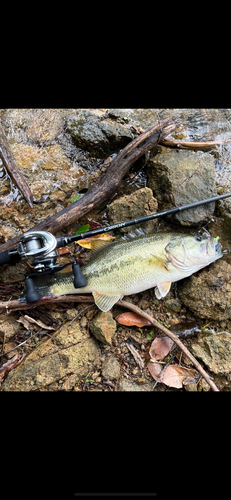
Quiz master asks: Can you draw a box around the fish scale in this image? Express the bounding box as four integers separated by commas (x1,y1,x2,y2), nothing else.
26,231,223,312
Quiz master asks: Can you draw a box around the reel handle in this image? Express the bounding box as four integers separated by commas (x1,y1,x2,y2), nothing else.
25,276,41,303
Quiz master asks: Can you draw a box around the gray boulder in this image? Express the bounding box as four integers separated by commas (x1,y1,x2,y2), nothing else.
146,148,217,226
66,109,135,157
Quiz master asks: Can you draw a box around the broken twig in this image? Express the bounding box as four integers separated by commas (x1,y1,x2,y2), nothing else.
160,137,231,150
0,122,34,208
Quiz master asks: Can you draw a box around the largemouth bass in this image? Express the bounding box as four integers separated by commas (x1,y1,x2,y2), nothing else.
22,232,223,312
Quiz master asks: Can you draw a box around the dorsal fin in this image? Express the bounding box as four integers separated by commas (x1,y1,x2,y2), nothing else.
89,239,113,256
77,233,115,256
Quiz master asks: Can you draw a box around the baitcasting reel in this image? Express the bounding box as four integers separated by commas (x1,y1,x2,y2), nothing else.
12,231,87,303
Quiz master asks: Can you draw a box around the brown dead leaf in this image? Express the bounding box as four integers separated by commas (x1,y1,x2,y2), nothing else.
78,233,115,249
160,364,199,389
149,336,174,361
58,247,70,255
17,315,55,331
124,343,144,370
146,359,162,381
17,316,31,330
117,312,152,327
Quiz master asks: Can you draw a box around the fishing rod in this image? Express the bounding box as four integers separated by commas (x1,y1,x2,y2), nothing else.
0,191,231,303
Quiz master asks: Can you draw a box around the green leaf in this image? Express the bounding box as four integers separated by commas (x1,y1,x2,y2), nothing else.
74,224,90,235
146,329,154,340
69,193,85,204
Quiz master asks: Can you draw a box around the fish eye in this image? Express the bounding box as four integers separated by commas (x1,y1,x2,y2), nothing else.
195,236,202,242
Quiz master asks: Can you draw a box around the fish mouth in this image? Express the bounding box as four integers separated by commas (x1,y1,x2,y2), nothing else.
214,238,223,256
205,236,223,258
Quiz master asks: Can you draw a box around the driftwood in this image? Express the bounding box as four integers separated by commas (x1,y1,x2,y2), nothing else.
0,123,34,208
0,118,175,253
160,137,231,150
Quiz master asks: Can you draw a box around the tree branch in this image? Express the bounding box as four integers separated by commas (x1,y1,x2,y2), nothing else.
0,118,176,253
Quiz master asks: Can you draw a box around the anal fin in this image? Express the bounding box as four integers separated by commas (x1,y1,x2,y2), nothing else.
155,281,171,299
92,291,123,312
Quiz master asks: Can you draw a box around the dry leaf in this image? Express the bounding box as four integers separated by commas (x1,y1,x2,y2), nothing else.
17,316,32,330
58,247,70,255
17,315,55,331
78,233,115,249
146,359,162,381
149,336,174,361
117,312,151,327
125,343,144,370
160,365,199,388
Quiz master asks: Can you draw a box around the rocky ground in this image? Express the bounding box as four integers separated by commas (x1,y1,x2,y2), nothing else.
1,108,231,391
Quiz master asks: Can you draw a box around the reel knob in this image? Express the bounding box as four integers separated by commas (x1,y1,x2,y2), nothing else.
72,262,87,288
25,276,41,303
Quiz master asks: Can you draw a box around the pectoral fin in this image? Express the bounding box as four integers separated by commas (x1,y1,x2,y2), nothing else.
155,281,171,299
92,291,123,312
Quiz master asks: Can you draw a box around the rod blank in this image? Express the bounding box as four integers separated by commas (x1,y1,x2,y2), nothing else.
64,191,231,245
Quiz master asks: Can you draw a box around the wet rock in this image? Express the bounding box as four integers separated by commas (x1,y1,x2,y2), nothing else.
101,356,120,380
146,148,216,226
1,318,101,391
186,109,231,142
178,259,231,320
190,331,231,374
66,109,135,157
0,314,21,342
10,143,87,201
89,311,117,345
108,187,158,233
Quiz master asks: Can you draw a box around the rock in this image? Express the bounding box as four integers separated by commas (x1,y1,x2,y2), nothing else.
107,187,158,233
10,143,87,201
178,259,231,320
3,341,17,359
89,311,117,345
66,109,135,157
118,378,150,391
0,314,21,342
1,318,101,391
146,148,216,226
190,331,231,374
164,298,182,313
101,356,120,380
